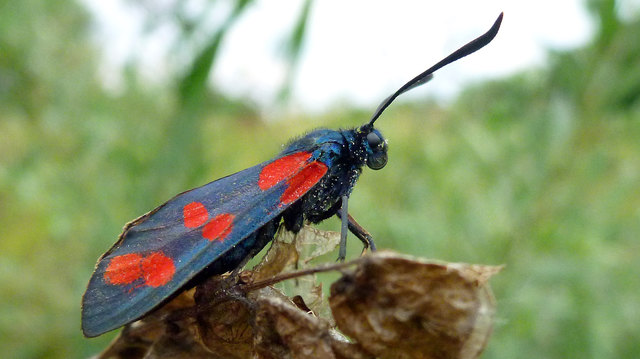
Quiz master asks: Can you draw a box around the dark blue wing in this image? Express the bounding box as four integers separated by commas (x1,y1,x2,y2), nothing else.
82,151,329,337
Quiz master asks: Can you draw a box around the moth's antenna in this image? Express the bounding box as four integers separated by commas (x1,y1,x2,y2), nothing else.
368,12,503,126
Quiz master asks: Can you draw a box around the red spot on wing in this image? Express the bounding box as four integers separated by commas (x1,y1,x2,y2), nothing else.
141,252,176,287
103,251,175,287
259,152,313,190
183,202,209,228
281,161,328,204
104,253,143,285
202,213,235,241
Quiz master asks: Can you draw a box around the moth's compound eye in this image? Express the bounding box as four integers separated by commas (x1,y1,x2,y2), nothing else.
367,132,383,148
367,152,388,170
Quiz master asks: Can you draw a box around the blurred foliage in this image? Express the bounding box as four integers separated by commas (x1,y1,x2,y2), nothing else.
1,0,639,358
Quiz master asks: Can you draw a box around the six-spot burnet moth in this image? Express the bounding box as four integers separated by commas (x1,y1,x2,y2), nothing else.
82,13,503,337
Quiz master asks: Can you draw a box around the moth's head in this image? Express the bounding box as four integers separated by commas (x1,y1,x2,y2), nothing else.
358,124,388,170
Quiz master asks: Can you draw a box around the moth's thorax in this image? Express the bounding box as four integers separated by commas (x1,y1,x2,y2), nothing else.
283,126,387,223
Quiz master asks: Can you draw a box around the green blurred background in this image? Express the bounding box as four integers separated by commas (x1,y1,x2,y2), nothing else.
1,0,640,358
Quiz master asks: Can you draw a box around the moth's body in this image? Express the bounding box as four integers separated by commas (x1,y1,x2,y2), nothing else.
81,126,387,337
82,13,503,338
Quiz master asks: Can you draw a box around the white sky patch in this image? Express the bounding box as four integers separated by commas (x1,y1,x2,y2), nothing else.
82,0,595,111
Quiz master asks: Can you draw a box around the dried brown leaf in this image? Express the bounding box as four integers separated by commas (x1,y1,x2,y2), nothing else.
93,247,501,359
254,296,372,359
269,226,339,316
292,226,341,263
329,251,500,359
251,232,299,282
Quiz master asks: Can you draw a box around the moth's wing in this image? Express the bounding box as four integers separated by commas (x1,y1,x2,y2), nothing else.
81,151,328,337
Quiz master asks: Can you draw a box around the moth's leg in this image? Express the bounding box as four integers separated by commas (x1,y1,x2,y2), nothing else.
338,195,349,262
349,213,377,253
336,203,377,257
